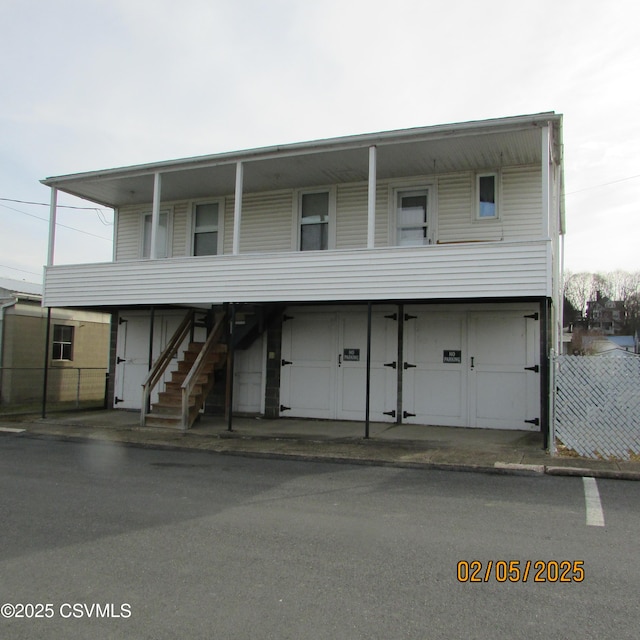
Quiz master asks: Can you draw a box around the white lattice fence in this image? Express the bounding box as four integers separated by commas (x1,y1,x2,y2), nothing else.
553,355,640,460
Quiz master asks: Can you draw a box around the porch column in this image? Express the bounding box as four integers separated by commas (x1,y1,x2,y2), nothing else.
47,187,58,266
541,126,551,239
367,146,377,249
150,172,162,259
232,161,244,255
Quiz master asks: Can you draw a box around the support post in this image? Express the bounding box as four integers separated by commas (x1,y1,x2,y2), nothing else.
226,303,236,431
41,307,52,418
367,146,377,249
232,162,243,255
146,307,155,414
365,302,372,439
47,188,58,267
150,172,162,259
541,298,551,450
396,303,404,423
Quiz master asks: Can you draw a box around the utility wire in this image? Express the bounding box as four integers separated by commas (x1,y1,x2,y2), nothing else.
566,173,640,195
0,197,113,226
0,197,111,211
0,203,112,241
0,263,41,277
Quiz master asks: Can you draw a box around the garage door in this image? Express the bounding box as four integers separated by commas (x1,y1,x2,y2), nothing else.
403,307,540,430
279,308,397,421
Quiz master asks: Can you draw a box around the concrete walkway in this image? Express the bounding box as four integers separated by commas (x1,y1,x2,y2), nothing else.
2,410,639,480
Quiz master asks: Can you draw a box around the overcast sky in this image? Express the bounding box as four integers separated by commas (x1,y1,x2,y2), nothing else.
1,0,639,284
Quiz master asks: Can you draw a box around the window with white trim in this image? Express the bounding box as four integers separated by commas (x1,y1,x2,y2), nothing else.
52,325,74,361
477,173,498,219
396,188,430,246
192,202,221,256
142,211,169,258
299,191,330,251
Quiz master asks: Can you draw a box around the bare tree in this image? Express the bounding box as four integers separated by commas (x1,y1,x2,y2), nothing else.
563,271,597,318
563,270,640,333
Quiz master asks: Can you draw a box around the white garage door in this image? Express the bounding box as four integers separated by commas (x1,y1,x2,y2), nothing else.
279,308,397,421
403,307,540,430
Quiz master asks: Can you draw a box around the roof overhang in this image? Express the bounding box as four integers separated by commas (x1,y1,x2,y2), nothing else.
41,112,563,208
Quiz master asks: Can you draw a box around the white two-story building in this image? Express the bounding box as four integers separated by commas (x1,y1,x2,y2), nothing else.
42,112,564,439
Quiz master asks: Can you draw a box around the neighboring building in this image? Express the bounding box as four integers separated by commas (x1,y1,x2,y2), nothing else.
0,278,110,408
587,294,626,335
41,113,565,436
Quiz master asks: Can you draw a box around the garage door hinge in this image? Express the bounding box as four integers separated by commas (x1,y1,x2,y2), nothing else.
384,313,398,320
116,356,126,364
282,314,294,322
383,410,396,417
114,397,123,405
524,418,540,426
524,365,540,373
118,317,128,325
403,411,416,418
384,361,397,369
524,313,539,320
404,313,417,321
281,359,292,366
403,362,416,369
280,405,291,412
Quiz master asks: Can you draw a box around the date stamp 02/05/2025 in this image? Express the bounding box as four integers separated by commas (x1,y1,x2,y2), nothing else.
456,560,585,583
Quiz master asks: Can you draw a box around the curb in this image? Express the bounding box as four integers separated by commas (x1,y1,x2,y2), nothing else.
10,427,640,481
545,466,640,481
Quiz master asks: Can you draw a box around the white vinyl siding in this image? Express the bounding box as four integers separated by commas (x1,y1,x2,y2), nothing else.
437,166,542,243
336,183,367,249
241,191,294,253
172,202,188,256
501,166,543,238
44,240,552,307
114,166,543,260
437,174,498,243
115,205,146,261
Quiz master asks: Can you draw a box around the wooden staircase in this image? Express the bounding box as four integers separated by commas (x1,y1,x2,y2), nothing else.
141,311,227,431
144,342,227,429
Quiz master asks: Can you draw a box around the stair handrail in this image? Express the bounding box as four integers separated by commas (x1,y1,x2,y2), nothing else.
141,309,195,426
180,313,226,429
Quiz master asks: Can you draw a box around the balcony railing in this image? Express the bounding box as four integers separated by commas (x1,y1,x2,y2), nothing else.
43,239,552,308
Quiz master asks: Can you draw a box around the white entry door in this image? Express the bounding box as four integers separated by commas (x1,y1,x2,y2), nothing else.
468,311,539,430
280,308,397,421
114,311,190,410
280,311,337,419
336,310,397,422
403,310,467,426
115,314,150,409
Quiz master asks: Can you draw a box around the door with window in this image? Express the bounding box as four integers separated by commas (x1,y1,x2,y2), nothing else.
396,188,431,246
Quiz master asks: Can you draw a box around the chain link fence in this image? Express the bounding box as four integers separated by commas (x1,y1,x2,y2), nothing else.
552,354,640,460
0,367,108,415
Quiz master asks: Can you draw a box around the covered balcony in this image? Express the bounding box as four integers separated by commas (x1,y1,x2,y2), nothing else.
41,113,563,309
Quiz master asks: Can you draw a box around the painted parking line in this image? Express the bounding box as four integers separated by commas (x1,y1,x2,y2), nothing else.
583,477,605,527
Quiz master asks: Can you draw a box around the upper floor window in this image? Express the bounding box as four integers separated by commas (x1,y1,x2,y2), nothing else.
193,202,222,256
477,173,498,219
142,211,169,258
299,191,330,251
52,325,74,361
396,188,430,246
